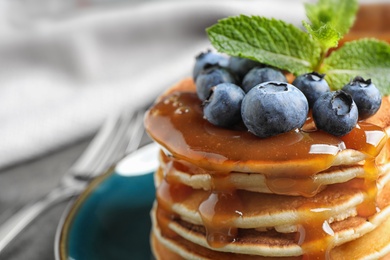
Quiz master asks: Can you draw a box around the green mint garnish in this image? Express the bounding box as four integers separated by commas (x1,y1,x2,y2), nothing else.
322,39,390,95
303,21,340,51
206,15,321,75
304,0,358,50
206,0,390,95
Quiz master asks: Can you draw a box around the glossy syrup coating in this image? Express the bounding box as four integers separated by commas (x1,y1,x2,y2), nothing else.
145,79,387,176
146,79,389,259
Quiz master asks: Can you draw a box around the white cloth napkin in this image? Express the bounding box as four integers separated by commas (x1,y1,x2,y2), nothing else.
0,0,304,169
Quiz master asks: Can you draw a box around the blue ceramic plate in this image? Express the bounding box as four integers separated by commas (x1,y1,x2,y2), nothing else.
55,143,160,260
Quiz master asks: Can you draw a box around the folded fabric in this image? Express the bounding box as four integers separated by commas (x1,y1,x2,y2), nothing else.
0,0,304,169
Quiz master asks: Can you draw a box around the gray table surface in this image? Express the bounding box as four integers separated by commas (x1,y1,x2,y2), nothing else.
0,137,92,260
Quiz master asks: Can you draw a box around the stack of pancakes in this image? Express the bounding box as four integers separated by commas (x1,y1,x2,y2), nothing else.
145,78,390,259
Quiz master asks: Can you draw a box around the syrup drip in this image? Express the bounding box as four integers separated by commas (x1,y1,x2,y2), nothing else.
296,204,334,260
298,124,387,259
157,170,244,248
199,191,243,248
146,85,389,259
357,159,380,217
145,92,345,176
199,174,243,247
156,178,194,212
266,177,323,197
340,122,388,158
341,123,387,218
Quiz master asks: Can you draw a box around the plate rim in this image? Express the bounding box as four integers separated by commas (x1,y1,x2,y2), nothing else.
54,168,114,260
54,142,159,259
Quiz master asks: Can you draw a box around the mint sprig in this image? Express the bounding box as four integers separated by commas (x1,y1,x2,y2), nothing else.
304,0,358,50
207,16,321,75
303,21,340,51
303,0,358,69
206,0,390,95
322,39,390,95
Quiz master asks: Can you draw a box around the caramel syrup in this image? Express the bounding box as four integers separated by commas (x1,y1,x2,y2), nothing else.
341,122,387,218
145,92,345,177
147,88,389,260
296,204,334,260
199,190,243,247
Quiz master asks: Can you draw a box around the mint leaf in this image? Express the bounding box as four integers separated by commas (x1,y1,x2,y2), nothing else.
303,21,340,50
321,39,390,95
304,0,358,38
206,15,321,75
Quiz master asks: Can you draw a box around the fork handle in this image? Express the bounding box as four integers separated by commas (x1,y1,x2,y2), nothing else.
0,187,78,254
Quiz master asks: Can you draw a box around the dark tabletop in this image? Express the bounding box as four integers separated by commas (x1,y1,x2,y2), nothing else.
0,137,93,260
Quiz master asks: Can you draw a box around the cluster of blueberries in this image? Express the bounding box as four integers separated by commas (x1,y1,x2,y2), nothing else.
193,50,382,138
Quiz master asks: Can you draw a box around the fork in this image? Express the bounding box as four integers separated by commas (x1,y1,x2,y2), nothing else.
0,106,147,254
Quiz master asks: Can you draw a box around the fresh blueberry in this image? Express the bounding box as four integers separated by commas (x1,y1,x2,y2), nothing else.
196,67,236,101
342,76,382,120
193,50,229,80
312,91,358,136
203,83,245,127
241,81,309,138
242,67,287,93
292,72,330,108
227,56,263,81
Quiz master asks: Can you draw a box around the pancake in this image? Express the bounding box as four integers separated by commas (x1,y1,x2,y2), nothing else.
148,79,388,196
153,172,390,259
151,205,302,260
155,171,390,230
146,78,390,259
145,88,387,177
158,151,390,195
145,80,390,259
330,216,390,259
151,213,390,260
145,2,390,257
152,175,390,256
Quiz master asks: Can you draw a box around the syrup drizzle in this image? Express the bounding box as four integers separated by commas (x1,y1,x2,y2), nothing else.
147,88,389,259
199,190,243,247
296,204,334,260
145,92,345,176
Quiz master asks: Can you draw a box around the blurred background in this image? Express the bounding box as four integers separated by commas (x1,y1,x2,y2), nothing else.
0,1,306,259
0,0,309,170
0,0,389,259
0,0,388,170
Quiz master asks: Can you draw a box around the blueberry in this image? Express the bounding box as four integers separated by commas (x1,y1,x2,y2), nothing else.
193,50,229,80
292,72,330,108
203,83,245,127
227,56,263,81
342,76,382,120
196,67,236,101
241,81,308,138
242,67,287,93
312,91,358,136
